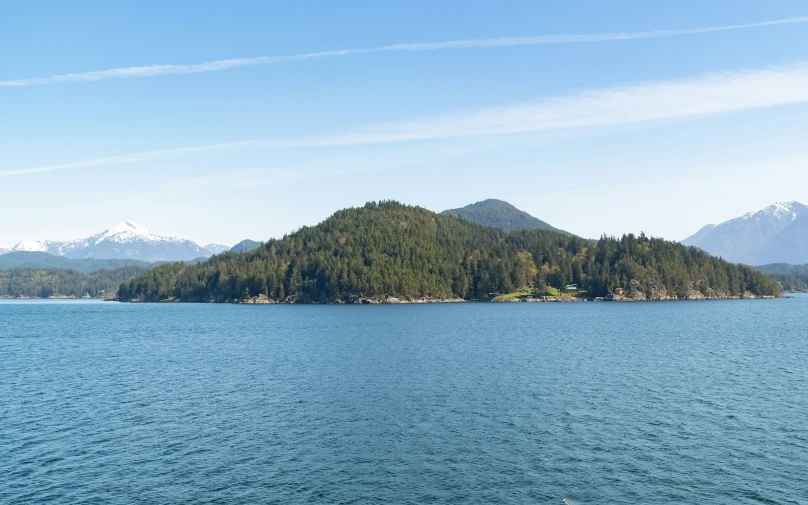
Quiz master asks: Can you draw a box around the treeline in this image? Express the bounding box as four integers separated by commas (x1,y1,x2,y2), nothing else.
118,201,780,302
1,266,150,298
756,263,808,292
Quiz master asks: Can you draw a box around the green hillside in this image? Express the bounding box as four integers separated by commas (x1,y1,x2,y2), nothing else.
756,263,808,292
231,239,262,253
441,199,568,234
1,266,151,298
118,201,779,303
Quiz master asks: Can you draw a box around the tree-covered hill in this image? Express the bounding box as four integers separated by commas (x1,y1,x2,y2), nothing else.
1,266,150,299
755,263,808,292
118,201,779,303
441,199,569,234
231,239,262,253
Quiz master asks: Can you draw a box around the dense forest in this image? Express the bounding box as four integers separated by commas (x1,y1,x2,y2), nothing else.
1,266,150,298
756,263,808,292
118,201,780,303
440,199,566,233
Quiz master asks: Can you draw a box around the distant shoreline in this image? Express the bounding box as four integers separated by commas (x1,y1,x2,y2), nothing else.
113,294,786,305
2,293,792,303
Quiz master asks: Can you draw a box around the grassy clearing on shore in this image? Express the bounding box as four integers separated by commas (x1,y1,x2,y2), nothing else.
494,291,532,300
493,286,589,301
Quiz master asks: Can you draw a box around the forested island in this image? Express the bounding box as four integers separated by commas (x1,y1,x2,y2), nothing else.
1,266,150,299
116,201,780,303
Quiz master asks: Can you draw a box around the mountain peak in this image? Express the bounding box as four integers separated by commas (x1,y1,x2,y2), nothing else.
12,240,50,253
103,221,153,238
203,243,232,255
683,201,808,264
767,200,798,213
85,221,164,248
0,222,221,263
739,201,806,224
441,199,569,234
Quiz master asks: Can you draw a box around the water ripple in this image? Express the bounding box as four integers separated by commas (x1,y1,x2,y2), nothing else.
1,298,807,504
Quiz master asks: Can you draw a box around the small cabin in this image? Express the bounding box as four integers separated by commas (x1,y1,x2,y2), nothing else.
565,284,579,292
613,287,626,296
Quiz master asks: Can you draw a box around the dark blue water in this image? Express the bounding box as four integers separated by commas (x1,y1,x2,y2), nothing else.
1,298,807,504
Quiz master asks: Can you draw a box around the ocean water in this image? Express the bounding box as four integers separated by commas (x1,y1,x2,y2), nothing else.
1,298,806,504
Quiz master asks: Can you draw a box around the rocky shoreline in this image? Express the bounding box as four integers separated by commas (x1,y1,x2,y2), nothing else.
229,292,782,305
237,294,467,305
0,295,97,300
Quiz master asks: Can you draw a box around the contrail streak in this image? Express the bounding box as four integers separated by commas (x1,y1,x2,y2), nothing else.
4,62,808,178
1,17,806,86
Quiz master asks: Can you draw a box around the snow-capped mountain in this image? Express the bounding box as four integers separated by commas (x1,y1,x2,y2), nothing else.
8,240,58,253
683,201,808,265
203,243,231,255
0,222,229,263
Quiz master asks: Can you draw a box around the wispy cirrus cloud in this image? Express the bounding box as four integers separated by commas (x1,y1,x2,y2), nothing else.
4,62,808,178
1,17,806,86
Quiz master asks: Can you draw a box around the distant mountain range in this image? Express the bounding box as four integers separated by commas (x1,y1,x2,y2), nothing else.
683,202,808,265
204,243,231,255
5,200,800,299
10,199,808,269
1,201,564,263
441,199,569,234
0,221,229,263
0,252,152,273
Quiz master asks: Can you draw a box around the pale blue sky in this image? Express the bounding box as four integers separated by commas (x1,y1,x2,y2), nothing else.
2,0,807,246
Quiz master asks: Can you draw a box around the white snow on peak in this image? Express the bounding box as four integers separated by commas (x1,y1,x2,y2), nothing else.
711,201,806,230
94,220,164,244
0,221,216,261
758,201,799,223
204,243,231,254
739,202,799,222
106,220,152,236
12,240,49,252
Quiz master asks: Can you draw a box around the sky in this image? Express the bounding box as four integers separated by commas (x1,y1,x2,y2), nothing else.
2,0,808,246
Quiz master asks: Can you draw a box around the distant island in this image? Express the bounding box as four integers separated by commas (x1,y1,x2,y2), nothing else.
756,263,808,292
0,266,149,299
117,201,780,303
